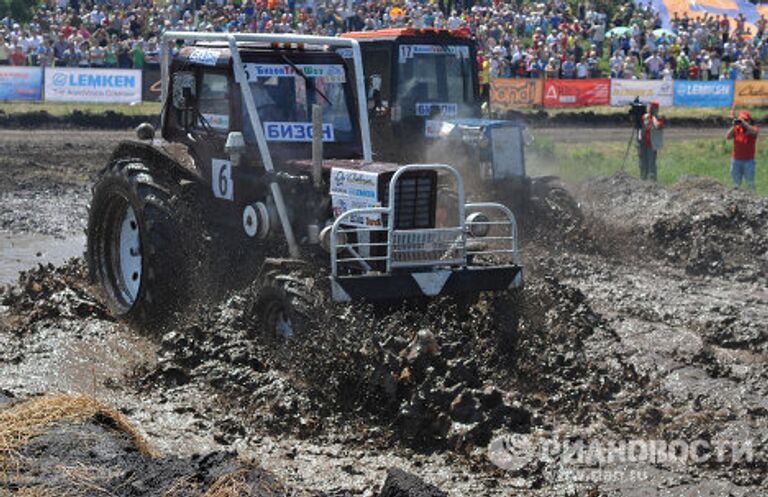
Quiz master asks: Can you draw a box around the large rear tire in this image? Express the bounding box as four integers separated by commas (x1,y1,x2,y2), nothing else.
87,159,189,326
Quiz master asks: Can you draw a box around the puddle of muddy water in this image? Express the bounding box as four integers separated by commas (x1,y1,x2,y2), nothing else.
0,232,84,285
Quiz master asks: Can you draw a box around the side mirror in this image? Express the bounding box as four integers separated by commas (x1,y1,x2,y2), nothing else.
225,131,246,167
172,71,196,110
136,122,155,140
367,74,383,111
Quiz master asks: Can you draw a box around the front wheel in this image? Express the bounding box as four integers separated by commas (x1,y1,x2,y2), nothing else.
87,159,188,326
253,265,319,341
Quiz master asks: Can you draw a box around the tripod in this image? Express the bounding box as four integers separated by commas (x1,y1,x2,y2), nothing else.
620,126,638,172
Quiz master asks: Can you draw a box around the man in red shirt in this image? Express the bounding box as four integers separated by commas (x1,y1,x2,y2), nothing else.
727,110,759,190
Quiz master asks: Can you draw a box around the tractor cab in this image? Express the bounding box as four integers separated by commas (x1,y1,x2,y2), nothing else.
340,28,530,193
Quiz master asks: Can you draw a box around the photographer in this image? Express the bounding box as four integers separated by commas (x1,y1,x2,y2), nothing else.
727,111,759,190
637,101,665,181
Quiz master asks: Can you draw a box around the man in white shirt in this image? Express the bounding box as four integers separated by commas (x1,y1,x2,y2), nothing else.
644,52,663,79
576,60,588,78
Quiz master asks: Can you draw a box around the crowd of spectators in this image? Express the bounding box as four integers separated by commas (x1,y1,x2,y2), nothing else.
0,0,767,81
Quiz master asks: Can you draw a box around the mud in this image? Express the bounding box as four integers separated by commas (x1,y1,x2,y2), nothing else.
0,110,157,130
1,128,767,496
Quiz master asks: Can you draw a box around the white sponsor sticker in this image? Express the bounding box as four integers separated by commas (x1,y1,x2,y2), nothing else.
415,102,458,117
399,44,470,63
212,159,233,201
336,48,353,59
332,195,382,227
189,49,219,66
239,63,346,83
201,113,229,131
425,120,442,138
264,121,335,142
330,168,379,198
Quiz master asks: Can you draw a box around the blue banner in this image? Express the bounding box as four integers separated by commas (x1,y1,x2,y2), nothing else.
673,80,734,107
0,67,43,101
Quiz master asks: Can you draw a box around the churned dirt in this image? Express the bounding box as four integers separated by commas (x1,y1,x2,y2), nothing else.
0,128,766,496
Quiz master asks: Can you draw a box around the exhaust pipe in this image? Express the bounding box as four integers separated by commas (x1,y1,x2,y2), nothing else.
312,103,323,191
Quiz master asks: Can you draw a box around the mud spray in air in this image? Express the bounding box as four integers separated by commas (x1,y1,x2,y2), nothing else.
1,129,766,495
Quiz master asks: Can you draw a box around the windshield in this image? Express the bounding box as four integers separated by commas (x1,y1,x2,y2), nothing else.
239,62,355,144
396,44,473,119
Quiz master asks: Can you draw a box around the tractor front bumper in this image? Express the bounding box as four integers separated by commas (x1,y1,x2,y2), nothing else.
329,265,523,302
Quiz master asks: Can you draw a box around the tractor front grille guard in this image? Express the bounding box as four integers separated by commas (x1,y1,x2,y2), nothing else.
330,165,518,277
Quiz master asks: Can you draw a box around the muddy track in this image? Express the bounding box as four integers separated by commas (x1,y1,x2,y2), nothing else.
0,129,766,495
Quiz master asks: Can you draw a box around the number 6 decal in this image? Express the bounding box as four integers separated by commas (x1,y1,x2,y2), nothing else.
212,159,233,200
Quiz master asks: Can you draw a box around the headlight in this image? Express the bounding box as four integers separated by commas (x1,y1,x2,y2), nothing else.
466,212,491,238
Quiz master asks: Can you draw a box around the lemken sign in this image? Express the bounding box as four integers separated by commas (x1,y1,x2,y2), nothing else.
53,72,136,88
44,68,142,103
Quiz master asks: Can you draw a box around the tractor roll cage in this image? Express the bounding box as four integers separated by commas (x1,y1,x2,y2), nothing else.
330,164,519,278
160,31,373,258
160,32,373,165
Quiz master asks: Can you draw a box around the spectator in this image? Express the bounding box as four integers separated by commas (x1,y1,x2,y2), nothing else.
644,51,663,79
637,101,665,181
609,50,623,78
727,111,759,190
622,56,635,78
575,57,588,79
131,41,144,69
561,55,575,78
9,45,26,66
0,38,9,66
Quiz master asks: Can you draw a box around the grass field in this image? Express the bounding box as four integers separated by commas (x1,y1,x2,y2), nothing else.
515,105,768,120
527,135,768,195
0,101,161,116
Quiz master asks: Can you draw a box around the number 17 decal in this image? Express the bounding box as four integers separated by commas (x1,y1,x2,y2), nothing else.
212,159,233,201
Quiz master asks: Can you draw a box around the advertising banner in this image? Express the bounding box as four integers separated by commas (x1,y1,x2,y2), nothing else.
610,79,674,107
490,78,543,109
142,66,162,102
543,79,610,107
44,67,142,103
0,66,43,101
733,81,768,107
673,80,733,107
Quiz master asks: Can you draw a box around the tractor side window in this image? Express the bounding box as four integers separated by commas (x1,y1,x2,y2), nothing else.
198,72,230,132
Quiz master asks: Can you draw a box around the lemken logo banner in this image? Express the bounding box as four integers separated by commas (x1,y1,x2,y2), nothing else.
44,68,142,103
673,80,734,107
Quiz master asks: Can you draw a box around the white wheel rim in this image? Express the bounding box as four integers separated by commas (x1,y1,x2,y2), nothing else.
117,205,142,306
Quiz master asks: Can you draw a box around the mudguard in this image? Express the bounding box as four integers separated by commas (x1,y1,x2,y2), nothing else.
109,139,202,182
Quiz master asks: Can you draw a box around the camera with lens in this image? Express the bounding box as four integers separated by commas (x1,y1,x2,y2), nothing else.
733,118,743,126
629,96,646,130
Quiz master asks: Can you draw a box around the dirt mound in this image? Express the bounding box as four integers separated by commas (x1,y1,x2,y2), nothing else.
579,173,768,278
520,177,597,254
140,268,637,455
0,259,110,328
